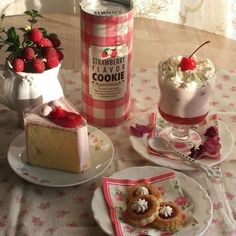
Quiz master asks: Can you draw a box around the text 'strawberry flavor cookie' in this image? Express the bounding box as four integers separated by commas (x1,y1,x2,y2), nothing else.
80,0,134,126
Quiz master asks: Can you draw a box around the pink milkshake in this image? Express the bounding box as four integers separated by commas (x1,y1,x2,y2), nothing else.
158,55,215,125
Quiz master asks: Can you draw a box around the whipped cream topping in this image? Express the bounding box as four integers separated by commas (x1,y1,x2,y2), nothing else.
131,198,148,213
136,186,149,196
40,100,59,117
41,105,53,117
159,205,173,218
160,55,215,90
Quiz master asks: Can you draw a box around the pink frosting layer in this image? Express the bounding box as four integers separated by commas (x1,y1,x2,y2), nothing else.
24,96,86,130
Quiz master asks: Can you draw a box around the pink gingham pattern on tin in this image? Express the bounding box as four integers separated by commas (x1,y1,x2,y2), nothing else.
81,10,133,126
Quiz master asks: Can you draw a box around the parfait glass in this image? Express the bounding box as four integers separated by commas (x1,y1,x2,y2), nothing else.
157,59,216,148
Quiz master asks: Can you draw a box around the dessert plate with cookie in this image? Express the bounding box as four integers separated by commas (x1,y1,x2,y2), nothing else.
92,166,213,236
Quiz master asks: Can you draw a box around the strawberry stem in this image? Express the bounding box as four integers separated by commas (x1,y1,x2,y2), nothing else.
189,41,210,58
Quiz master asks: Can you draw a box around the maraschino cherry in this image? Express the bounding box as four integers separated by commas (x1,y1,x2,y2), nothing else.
180,41,210,71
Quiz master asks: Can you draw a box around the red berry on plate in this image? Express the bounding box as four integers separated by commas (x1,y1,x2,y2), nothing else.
12,58,25,72
180,57,196,71
37,37,53,47
22,47,35,60
28,28,43,43
32,58,45,73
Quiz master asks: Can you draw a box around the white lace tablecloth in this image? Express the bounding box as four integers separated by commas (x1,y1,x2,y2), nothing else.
0,67,236,236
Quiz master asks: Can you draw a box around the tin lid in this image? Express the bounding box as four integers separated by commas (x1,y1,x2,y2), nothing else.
80,0,133,16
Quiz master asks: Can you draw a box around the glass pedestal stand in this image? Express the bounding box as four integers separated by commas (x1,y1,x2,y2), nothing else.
159,124,201,151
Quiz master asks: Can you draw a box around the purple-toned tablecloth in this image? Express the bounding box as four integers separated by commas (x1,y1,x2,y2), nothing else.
0,68,235,236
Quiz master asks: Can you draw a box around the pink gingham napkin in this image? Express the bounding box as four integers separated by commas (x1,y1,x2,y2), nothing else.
102,171,194,236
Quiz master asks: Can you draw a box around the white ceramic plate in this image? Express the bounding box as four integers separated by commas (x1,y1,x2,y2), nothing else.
130,118,234,170
92,166,213,236
7,125,114,187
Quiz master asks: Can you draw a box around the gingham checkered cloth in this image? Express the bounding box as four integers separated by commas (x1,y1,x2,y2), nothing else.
80,9,133,126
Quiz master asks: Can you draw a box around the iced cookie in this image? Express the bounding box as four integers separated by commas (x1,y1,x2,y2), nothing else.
151,201,186,232
125,195,160,227
127,183,162,201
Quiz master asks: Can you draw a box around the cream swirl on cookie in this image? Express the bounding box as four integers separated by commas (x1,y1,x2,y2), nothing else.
135,186,149,196
131,198,148,213
159,205,173,218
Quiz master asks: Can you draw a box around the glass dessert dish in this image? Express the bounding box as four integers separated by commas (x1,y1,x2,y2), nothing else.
157,51,216,146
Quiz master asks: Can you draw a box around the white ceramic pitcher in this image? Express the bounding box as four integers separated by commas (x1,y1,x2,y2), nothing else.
0,61,64,115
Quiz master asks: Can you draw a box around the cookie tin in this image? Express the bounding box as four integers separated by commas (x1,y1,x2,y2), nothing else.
80,0,134,126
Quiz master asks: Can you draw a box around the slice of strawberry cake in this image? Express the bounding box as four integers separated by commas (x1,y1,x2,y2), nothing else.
24,97,90,173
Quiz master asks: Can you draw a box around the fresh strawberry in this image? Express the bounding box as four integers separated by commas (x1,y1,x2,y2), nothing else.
0,10,64,75
32,58,45,73
46,56,59,68
22,47,35,60
28,28,43,43
42,47,58,58
43,47,63,62
55,49,64,61
12,58,25,72
42,46,60,68
37,37,53,47
48,36,61,47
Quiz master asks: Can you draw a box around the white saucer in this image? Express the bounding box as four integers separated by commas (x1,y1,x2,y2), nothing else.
91,166,213,236
130,118,234,170
7,125,114,187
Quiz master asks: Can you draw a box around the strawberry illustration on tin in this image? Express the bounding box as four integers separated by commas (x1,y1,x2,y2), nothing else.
101,48,110,58
101,48,118,58
110,48,118,58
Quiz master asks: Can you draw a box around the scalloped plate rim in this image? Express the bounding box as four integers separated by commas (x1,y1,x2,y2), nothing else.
7,125,114,187
91,166,213,236
129,117,234,170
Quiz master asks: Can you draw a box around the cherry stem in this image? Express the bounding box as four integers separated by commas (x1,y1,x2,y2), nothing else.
189,41,210,58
